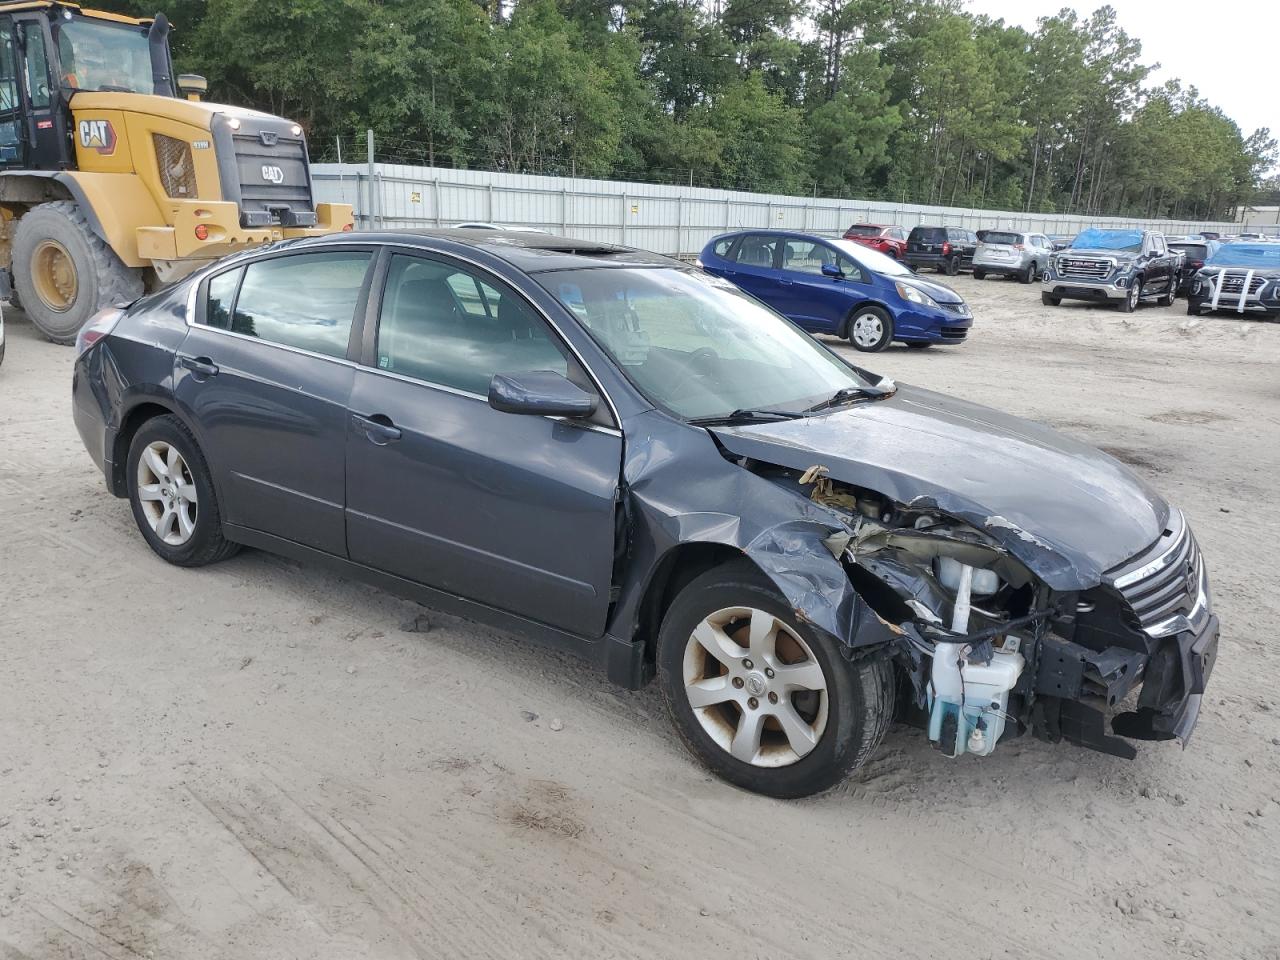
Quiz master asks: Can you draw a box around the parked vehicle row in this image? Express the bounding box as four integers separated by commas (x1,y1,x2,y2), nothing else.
72,228,1219,797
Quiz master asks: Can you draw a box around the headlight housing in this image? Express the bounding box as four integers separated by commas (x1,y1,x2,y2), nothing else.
894,281,941,309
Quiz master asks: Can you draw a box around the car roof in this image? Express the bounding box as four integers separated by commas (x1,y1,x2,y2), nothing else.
293,229,681,273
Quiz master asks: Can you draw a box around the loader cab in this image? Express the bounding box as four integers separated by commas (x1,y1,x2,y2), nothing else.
0,3,174,170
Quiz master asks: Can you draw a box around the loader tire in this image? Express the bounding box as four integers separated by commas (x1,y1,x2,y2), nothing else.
12,201,144,345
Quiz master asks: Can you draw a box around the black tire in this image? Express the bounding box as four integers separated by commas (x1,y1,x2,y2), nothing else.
1187,299,1203,316
846,305,894,352
126,414,239,567
1158,283,1174,307
11,201,144,345
1020,262,1036,284
1118,278,1141,313
656,560,895,798
944,256,960,276
905,341,932,349
1041,292,1061,306
973,269,987,281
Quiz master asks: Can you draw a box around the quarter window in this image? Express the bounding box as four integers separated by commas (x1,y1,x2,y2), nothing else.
735,234,779,268
712,237,735,258
376,254,568,395
202,251,371,359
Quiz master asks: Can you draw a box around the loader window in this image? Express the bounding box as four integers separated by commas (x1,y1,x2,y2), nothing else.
0,23,19,161
55,18,154,94
20,23,50,108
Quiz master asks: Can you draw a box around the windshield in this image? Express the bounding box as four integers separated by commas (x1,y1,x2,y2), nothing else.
1206,244,1280,269
826,238,911,277
846,225,882,237
540,267,872,420
982,231,1022,246
1071,229,1143,253
55,18,160,95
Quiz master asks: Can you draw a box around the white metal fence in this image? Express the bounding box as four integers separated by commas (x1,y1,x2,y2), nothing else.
312,160,1255,258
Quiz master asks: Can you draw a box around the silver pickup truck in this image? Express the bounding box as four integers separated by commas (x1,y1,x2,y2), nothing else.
1041,228,1179,312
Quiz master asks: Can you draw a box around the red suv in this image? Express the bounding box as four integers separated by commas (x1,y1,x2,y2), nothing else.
843,224,908,259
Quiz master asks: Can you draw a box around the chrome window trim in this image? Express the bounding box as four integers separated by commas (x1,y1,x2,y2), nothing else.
182,240,624,436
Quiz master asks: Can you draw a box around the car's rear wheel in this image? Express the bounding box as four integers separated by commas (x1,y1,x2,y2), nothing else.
127,415,239,567
944,256,960,276
1158,283,1175,307
657,561,894,798
1020,262,1036,284
973,269,987,281
1041,292,1061,306
846,306,893,352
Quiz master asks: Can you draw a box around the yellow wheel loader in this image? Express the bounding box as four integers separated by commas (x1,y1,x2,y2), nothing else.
0,1,353,343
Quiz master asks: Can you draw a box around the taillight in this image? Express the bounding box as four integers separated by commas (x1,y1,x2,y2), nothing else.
1012,244,1024,250
942,241,953,255
1191,260,1204,268
194,223,209,241
76,307,124,357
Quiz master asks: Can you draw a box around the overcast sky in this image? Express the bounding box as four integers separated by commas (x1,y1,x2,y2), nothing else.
966,0,1274,142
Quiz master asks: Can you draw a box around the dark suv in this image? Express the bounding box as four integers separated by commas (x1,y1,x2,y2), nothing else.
905,226,978,275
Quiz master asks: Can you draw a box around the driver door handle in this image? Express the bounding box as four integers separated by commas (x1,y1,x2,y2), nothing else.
351,412,402,445
178,355,219,378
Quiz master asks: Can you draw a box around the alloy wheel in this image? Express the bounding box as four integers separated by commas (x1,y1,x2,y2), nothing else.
851,313,884,348
682,606,829,768
136,441,198,546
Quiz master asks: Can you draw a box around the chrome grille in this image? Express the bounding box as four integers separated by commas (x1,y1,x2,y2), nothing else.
1107,510,1205,637
1218,273,1265,295
1058,257,1111,280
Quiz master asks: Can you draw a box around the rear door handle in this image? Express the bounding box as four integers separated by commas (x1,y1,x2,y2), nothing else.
777,278,794,286
351,413,402,445
178,355,219,378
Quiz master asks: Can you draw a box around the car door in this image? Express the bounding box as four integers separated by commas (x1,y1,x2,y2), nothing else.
724,233,783,303
173,247,375,555
774,238,845,330
343,250,623,638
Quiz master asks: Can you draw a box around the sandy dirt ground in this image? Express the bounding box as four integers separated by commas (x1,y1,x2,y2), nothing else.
2,276,1279,960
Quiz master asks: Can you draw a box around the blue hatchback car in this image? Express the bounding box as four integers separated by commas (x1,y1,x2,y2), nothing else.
699,230,973,351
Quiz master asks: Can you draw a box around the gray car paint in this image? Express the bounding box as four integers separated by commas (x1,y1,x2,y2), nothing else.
71,230,1211,758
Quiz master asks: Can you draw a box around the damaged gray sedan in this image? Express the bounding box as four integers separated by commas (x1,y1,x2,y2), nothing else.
72,230,1219,798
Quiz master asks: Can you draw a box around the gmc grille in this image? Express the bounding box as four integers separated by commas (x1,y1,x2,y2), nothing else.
1058,257,1112,280
1107,511,1203,636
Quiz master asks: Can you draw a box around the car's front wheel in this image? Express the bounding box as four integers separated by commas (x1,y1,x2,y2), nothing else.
846,306,893,352
973,269,987,281
127,415,240,567
1187,298,1203,316
657,561,894,798
1041,292,1061,306
1118,278,1142,313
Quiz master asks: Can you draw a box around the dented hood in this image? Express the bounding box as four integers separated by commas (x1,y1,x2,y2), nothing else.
711,383,1169,590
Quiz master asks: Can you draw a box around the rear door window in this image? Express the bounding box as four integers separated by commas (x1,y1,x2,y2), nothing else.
735,234,779,269
203,250,372,359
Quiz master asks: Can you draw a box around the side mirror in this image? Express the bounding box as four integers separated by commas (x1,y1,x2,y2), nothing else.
177,74,208,102
821,262,844,279
488,370,597,419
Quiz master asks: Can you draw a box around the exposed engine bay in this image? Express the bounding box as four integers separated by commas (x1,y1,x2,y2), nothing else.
741,462,1219,760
